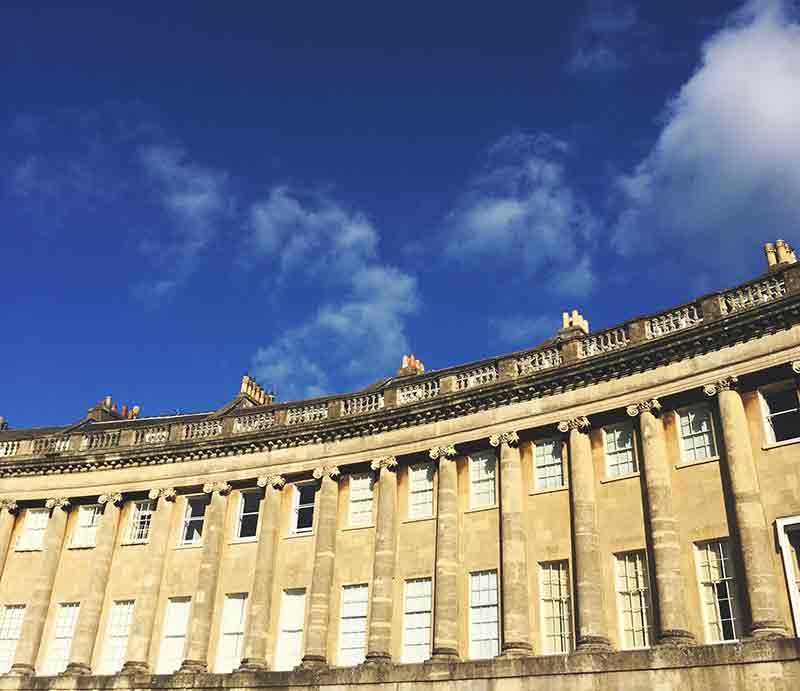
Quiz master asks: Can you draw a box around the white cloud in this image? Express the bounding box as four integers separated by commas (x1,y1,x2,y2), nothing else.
612,0,800,273
446,133,598,297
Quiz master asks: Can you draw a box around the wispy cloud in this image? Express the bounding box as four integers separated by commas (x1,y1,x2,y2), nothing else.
611,0,800,278
490,314,558,347
445,133,598,297
567,0,639,74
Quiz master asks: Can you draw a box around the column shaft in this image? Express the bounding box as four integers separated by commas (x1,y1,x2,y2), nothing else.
179,484,230,672
365,459,397,663
431,456,459,661
300,469,340,667
10,501,70,675
238,479,284,671
0,503,17,579
65,498,123,674
717,387,787,637
122,492,177,674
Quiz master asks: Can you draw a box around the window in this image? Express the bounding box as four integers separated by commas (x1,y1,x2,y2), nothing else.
274,589,305,671
408,464,434,519
776,516,800,636
180,496,208,545
540,561,571,654
157,597,191,674
761,385,800,444
71,505,101,548
695,540,739,642
216,594,247,673
469,570,499,659
615,551,654,649
678,406,718,463
98,600,134,674
16,508,48,551
469,451,497,509
348,474,374,527
402,578,432,663
0,605,25,674
43,602,79,675
292,483,317,534
338,584,368,666
534,439,565,490
235,492,260,540
604,423,637,478
125,500,154,544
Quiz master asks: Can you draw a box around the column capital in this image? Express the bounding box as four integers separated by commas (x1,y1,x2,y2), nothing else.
45,497,71,511
791,360,800,374
626,398,662,417
703,376,739,397
557,416,590,433
0,498,19,514
202,481,232,496
489,431,519,448
370,456,397,471
429,444,457,460
98,491,125,507
147,487,177,501
257,474,286,490
312,464,340,480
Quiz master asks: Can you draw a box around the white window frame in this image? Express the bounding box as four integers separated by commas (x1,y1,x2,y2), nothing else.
291,482,317,535
603,422,638,479
614,550,654,649
694,540,740,643
338,583,369,666
402,577,432,663
124,500,154,544
348,473,375,528
759,383,800,445
0,605,25,674
234,491,261,542
157,596,191,674
468,570,499,659
43,602,80,675
16,508,49,551
469,451,497,510
215,593,248,673
274,588,306,671
533,437,566,491
407,463,434,519
98,600,134,674
539,560,572,654
179,495,208,546
71,504,101,549
776,516,800,637
676,405,719,464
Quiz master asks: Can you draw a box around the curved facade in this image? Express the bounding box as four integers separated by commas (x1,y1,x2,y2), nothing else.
2,242,800,690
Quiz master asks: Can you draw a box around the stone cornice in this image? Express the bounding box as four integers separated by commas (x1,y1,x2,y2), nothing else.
2,284,800,478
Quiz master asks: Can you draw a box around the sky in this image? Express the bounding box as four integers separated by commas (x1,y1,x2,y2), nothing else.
2,0,800,428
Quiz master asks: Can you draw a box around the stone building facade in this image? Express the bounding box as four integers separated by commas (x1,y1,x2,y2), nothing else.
1,240,800,690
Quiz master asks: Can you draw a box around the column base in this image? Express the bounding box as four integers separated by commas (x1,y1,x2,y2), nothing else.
575,636,614,654
363,651,392,665
427,648,460,663
235,658,268,672
7,664,35,677
656,629,696,646
750,621,788,639
120,661,150,675
499,641,533,658
61,662,92,676
298,654,327,669
177,658,207,673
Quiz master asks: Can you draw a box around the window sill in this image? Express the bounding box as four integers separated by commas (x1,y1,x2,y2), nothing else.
675,457,719,469
121,541,149,547
14,547,43,553
464,504,498,514
342,523,374,532
529,485,568,496
68,545,96,550
600,472,639,485
285,531,314,540
402,515,434,524
230,537,258,545
762,437,800,451
174,543,203,550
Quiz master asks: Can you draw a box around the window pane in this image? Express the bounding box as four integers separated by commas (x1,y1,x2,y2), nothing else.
157,597,191,674
764,388,800,442
539,561,571,654
535,440,564,490
470,453,496,508
98,600,134,674
0,605,25,674
469,571,499,659
275,589,305,671
43,603,80,675
696,540,739,642
237,492,260,539
216,594,247,673
339,584,368,666
605,423,637,477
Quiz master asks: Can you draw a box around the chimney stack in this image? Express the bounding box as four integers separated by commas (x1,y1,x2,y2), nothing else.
560,309,590,336
0,416,7,431
767,239,797,271
240,374,273,406
397,353,426,377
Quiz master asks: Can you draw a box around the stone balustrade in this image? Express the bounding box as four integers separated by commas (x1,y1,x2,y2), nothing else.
644,303,703,339
454,364,498,391
31,437,71,455
397,378,440,405
578,326,630,358
515,347,562,376
342,392,385,416
286,403,328,425
720,275,786,314
183,420,223,440
233,412,276,433
0,440,20,457
133,426,170,445
82,431,121,451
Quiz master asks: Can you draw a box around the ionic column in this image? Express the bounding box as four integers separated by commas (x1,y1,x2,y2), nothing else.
429,445,460,662
300,465,340,668
237,475,285,672
179,481,232,673
65,492,125,674
0,499,18,578
559,417,613,652
10,498,71,676
122,488,177,674
627,400,694,645
490,431,533,656
705,377,787,638
365,456,398,664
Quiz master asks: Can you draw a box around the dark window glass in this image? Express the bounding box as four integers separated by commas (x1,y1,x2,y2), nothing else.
237,492,261,539
764,388,800,442
183,496,208,543
295,484,317,532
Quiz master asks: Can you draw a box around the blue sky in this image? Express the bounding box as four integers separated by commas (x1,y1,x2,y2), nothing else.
3,0,800,427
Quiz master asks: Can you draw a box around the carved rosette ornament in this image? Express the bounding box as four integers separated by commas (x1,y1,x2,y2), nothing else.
557,416,590,434
791,361,800,375
312,464,340,480
370,456,398,471
148,487,177,501
257,475,286,490
626,398,662,417
203,481,232,496
489,431,519,448
703,376,739,397
0,498,18,514
45,497,71,511
428,445,457,460
98,492,124,506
